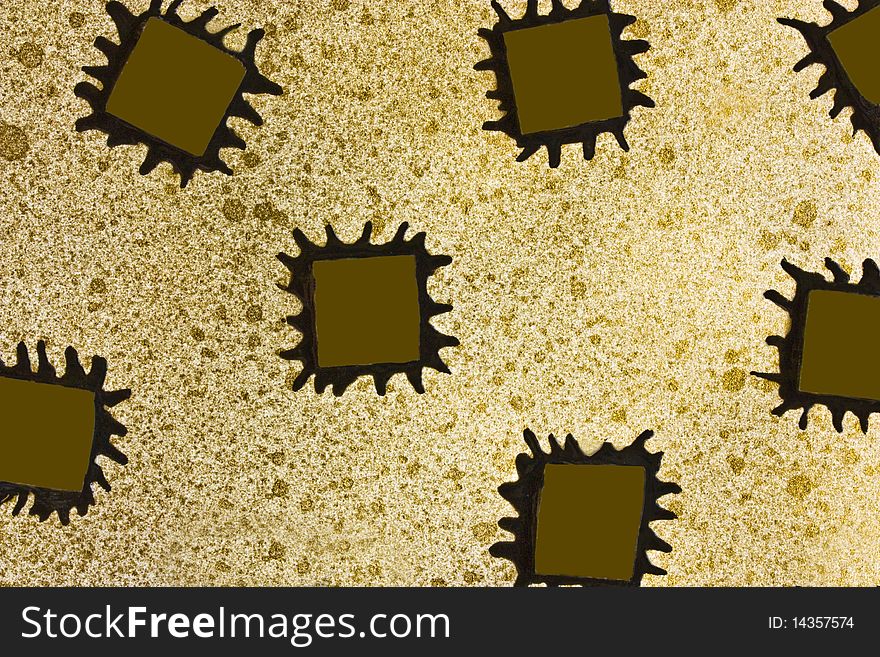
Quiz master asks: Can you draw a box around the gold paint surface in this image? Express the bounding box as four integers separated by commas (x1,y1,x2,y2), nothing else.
106,17,245,156
799,289,880,401
0,0,879,586
535,464,644,581
0,377,95,491
503,14,623,134
313,255,421,367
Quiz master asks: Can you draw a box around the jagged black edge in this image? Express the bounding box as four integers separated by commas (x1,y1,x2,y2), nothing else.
490,429,680,587
75,0,283,187
752,257,880,433
475,0,654,167
778,0,880,154
277,222,459,396
0,341,130,525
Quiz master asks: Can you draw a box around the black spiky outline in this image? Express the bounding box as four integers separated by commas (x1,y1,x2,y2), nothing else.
0,341,130,525
75,0,283,187
752,257,880,433
779,0,880,154
475,0,653,167
277,222,459,396
490,429,680,587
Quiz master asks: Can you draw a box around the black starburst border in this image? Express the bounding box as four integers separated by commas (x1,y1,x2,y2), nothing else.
0,341,130,525
277,222,459,396
475,0,654,167
75,0,283,187
752,257,880,433
779,0,880,154
490,429,680,587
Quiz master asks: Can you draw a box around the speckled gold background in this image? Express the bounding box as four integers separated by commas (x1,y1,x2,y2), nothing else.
0,0,879,586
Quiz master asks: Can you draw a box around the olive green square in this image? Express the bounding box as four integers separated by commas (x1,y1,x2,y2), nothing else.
502,15,623,135
799,289,880,401
0,378,95,492
535,464,645,581
106,17,245,156
312,255,421,368
828,6,880,106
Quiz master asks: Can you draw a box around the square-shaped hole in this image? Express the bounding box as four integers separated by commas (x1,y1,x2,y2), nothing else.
828,6,880,105
0,378,95,492
105,17,245,156
534,463,645,581
312,255,421,368
502,14,623,135
798,289,880,401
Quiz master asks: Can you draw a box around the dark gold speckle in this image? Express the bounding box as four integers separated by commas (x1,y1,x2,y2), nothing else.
786,475,814,500
722,368,747,392
713,0,739,11
463,571,482,584
270,479,289,498
245,305,263,324
221,198,246,223
726,455,745,475
253,201,286,226
242,151,261,168
471,522,496,542
15,42,44,68
0,123,29,160
266,541,286,561
792,200,817,229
